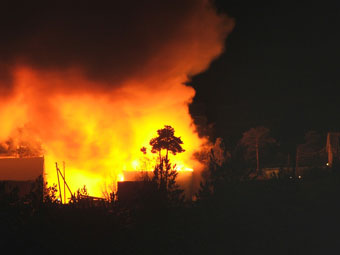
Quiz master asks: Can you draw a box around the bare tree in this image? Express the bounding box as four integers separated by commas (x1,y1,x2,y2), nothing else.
240,126,276,175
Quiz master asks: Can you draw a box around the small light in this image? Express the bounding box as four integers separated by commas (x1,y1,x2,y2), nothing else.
326,162,329,166
298,175,302,179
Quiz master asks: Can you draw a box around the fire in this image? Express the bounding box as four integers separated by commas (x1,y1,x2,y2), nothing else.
0,67,208,199
0,0,235,201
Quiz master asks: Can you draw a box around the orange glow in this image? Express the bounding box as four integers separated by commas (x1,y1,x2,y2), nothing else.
0,67,208,200
0,2,234,201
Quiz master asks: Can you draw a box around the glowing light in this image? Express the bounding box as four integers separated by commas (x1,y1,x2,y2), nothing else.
175,165,194,172
0,68,207,199
131,160,140,170
0,0,233,201
118,174,125,182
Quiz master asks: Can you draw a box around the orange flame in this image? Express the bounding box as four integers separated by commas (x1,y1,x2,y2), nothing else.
0,67,208,199
0,1,235,201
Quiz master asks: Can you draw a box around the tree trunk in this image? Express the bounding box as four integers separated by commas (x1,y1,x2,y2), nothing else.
256,138,260,174
165,148,169,191
159,150,163,187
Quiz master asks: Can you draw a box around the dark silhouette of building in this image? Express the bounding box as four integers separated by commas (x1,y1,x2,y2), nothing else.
117,181,146,203
121,170,194,199
0,157,44,197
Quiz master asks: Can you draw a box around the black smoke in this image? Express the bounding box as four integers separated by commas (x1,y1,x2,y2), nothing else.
0,0,233,93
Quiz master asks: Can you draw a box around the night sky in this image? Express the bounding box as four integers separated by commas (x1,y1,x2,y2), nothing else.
1,1,339,153
190,1,340,152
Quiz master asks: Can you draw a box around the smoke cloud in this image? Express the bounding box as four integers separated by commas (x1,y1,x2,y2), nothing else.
1,0,234,93
0,0,234,196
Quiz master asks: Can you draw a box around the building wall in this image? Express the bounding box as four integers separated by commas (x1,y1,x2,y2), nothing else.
0,157,44,181
122,170,194,199
0,157,44,198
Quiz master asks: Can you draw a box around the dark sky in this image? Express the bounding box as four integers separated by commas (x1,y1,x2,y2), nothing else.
1,1,339,153
190,1,340,151
0,0,230,94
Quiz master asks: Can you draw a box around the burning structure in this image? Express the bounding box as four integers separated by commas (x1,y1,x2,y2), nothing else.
0,157,44,197
0,1,234,200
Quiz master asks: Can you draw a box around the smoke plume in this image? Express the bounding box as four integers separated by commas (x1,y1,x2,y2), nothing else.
0,0,234,196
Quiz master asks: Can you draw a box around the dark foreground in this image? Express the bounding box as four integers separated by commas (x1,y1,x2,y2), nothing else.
2,176,340,255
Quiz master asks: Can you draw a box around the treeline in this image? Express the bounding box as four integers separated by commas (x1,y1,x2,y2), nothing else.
2,161,340,254
1,125,339,254
198,126,328,180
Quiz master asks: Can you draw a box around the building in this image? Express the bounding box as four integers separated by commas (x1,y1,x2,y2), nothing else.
117,170,195,202
326,132,340,167
0,157,44,197
117,181,150,203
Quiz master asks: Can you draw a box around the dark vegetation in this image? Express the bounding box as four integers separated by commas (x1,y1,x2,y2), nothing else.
2,169,340,254
1,126,339,254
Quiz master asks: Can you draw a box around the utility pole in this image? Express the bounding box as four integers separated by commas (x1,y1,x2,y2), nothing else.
56,162,63,203
56,162,73,202
63,161,66,203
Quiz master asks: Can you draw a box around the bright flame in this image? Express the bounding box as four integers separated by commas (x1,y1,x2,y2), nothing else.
0,67,207,200
131,160,140,170
118,173,125,182
0,1,234,201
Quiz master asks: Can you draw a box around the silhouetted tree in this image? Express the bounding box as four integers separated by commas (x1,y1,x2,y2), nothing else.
26,175,44,209
150,125,185,163
240,126,276,175
153,158,184,206
197,139,249,200
44,183,59,204
75,185,89,200
25,175,60,210
102,185,115,204
141,125,185,206
69,185,91,207
196,138,227,198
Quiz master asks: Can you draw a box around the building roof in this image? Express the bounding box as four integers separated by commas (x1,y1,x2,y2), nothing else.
0,157,44,181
